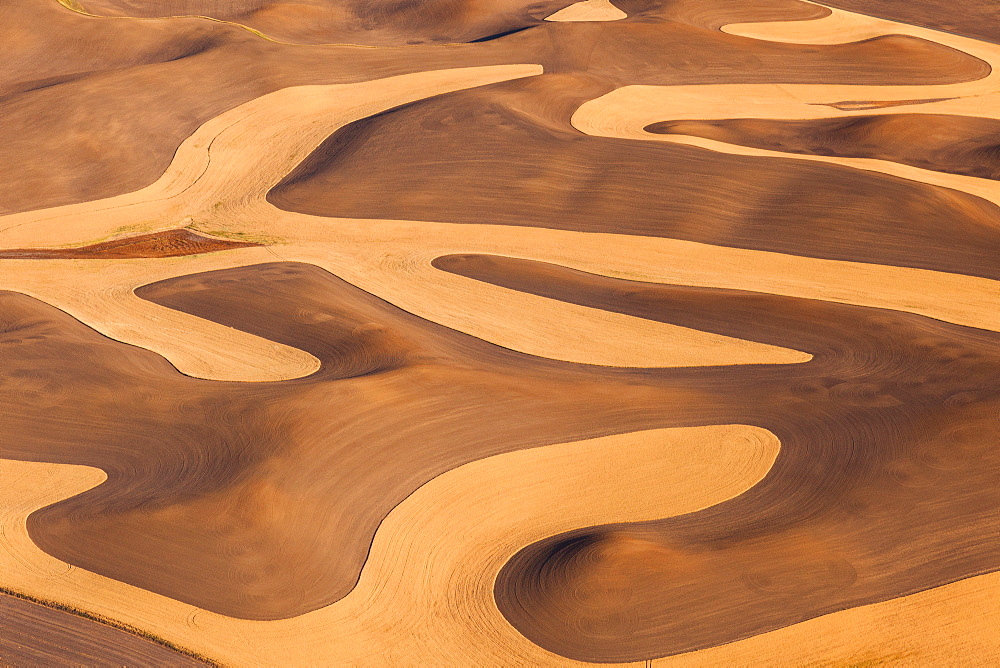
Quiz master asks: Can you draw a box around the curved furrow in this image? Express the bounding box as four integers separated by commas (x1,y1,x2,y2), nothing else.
445,253,1000,661
2,258,796,621
644,114,1000,182
4,0,1000,663
1,421,779,665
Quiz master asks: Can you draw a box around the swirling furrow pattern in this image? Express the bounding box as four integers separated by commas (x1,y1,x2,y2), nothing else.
436,253,1000,661
3,0,1000,663
3,261,784,622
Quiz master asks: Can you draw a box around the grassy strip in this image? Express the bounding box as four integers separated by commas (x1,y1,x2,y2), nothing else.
44,222,161,250
55,0,86,12
0,586,220,666
187,220,283,245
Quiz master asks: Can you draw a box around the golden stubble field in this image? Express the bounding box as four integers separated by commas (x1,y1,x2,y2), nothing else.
1,0,999,664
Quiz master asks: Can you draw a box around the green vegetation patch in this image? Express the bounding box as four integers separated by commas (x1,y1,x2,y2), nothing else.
56,0,86,13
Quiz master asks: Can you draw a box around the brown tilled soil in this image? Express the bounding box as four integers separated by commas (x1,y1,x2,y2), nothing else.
0,0,531,215
2,0,986,216
5,261,716,620
617,0,830,28
0,229,260,259
645,114,1000,182
0,592,207,666
73,0,576,45
269,75,1000,280
433,253,1000,663
822,0,1000,44
6,0,1000,662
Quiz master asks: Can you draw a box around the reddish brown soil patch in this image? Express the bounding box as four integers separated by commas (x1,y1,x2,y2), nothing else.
0,229,260,259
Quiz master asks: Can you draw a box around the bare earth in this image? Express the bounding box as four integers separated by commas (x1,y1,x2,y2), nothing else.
1,0,999,665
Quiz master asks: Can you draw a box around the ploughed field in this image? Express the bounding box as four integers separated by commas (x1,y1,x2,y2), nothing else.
1,0,998,664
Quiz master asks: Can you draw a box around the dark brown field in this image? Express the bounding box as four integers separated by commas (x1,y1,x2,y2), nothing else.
439,253,1000,661
646,114,1000,181
3,0,984,215
269,75,1000,280
0,592,206,666
822,0,1000,44
5,263,702,619
3,0,1000,663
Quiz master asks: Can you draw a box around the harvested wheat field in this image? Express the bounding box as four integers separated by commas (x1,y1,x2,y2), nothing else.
2,0,998,664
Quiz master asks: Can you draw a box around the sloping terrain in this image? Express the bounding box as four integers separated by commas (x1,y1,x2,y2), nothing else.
645,114,1000,181
268,75,1000,279
7,262,780,619
822,0,1000,44
0,592,207,666
2,0,999,665
75,0,578,45
456,254,1000,660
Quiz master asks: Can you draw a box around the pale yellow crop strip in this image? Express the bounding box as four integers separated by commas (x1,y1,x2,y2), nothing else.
3,3,999,664
0,59,994,382
544,0,626,23
574,4,1000,211
1,424,778,666
0,66,811,380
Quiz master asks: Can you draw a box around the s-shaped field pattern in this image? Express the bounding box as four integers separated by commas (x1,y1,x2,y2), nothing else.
1,0,998,664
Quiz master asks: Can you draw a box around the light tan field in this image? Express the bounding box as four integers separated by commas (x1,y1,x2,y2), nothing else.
3,0,999,664
544,0,626,22
4,426,999,666
1,424,778,665
575,4,1000,212
3,62,999,384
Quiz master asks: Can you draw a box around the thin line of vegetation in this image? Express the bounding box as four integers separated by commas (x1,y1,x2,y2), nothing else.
187,221,283,245
56,0,86,13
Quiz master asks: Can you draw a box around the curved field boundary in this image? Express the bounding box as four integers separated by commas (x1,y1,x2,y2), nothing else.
575,4,1000,209
662,574,1000,665
4,438,1000,666
3,58,997,385
0,66,545,251
0,65,813,379
1,2,998,664
1,424,777,665
544,0,625,22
